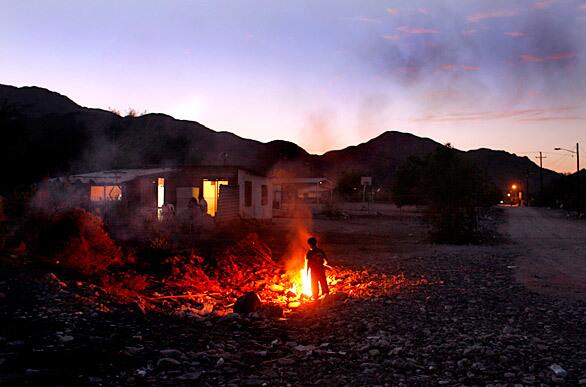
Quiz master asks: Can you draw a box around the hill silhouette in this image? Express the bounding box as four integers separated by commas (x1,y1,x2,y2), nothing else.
0,84,559,194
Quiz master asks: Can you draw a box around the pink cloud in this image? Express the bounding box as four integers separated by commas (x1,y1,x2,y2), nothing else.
398,26,438,34
461,65,480,71
520,54,545,62
386,8,399,16
439,64,480,72
580,4,586,10
412,107,578,123
383,34,400,41
547,52,577,60
520,51,577,62
519,116,585,122
505,31,527,38
534,0,557,9
462,29,477,36
440,64,456,71
467,10,517,23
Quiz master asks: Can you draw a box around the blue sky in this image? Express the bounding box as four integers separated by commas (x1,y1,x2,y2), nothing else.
1,0,585,172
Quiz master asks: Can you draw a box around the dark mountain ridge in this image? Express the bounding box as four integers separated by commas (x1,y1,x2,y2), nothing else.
0,84,559,195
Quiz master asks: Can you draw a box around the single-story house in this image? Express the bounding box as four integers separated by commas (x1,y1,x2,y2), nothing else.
47,166,273,222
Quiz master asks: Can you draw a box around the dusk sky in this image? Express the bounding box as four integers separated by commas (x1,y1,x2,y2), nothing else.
2,0,585,173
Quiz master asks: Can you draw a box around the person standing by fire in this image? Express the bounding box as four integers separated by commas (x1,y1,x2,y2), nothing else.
306,236,329,300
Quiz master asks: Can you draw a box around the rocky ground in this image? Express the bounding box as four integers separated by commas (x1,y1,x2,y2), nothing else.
1,208,586,386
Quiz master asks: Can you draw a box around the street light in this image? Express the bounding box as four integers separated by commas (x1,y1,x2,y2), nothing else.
554,143,581,214
509,184,521,206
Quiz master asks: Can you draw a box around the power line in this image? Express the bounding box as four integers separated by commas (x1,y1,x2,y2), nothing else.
535,152,546,194
547,154,569,171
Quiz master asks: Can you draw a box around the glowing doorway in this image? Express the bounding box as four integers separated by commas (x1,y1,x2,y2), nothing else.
157,178,165,219
203,179,228,216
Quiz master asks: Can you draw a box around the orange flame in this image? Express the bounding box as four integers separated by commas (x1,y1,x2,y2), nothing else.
289,265,312,297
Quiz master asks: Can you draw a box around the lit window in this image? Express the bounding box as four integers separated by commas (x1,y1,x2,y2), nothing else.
90,186,122,201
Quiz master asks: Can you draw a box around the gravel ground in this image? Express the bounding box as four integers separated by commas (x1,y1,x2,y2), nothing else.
504,206,586,301
1,209,586,386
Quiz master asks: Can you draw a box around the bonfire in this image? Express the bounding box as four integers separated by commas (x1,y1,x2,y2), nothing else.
22,210,428,319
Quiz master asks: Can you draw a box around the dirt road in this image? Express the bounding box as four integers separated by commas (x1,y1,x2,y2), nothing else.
505,206,586,301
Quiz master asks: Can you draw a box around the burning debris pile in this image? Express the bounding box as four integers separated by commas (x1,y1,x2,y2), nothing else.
14,209,428,319
106,233,427,319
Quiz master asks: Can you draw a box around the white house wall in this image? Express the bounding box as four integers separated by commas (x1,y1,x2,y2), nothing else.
237,169,272,219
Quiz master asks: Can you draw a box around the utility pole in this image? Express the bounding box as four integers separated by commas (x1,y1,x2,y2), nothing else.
554,143,582,215
525,170,530,207
535,152,546,196
577,143,581,215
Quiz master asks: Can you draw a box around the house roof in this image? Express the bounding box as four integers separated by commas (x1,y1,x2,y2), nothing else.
50,168,177,185
270,177,330,184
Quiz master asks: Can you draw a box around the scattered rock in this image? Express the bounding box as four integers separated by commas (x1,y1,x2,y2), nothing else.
259,304,284,318
233,292,262,314
269,284,285,293
177,372,201,381
24,369,40,376
58,335,74,343
277,358,296,366
368,349,380,357
157,357,181,369
159,349,185,359
549,364,567,377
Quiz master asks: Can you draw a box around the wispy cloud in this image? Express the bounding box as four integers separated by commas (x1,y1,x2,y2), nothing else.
520,54,544,62
534,0,557,9
518,116,585,122
547,52,577,60
439,64,456,71
461,65,480,71
467,10,517,23
439,64,480,71
520,51,577,62
352,16,381,24
398,26,438,34
412,107,579,123
580,4,586,10
386,8,399,16
383,34,400,41
505,31,527,38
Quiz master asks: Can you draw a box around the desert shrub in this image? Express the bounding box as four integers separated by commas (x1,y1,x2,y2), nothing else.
24,208,123,274
392,145,500,243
